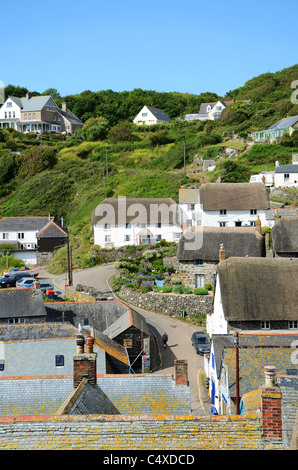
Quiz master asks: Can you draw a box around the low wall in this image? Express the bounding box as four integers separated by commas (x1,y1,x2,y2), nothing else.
118,287,213,318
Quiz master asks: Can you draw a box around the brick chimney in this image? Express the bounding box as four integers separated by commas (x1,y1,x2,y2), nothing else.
73,332,97,388
26,92,32,100
261,365,282,441
219,244,226,263
174,359,189,386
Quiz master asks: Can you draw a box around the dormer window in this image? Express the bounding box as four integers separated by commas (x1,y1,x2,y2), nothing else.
206,105,211,112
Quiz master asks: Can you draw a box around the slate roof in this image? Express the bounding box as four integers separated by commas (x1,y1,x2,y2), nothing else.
91,197,178,225
278,375,298,449
223,347,296,397
198,100,251,115
217,257,298,321
0,322,77,341
265,208,298,221
37,219,68,238
58,374,191,416
272,216,298,253
145,106,171,122
0,216,54,231
8,95,56,112
268,116,298,130
177,226,266,261
58,108,84,126
0,289,46,319
199,183,270,211
275,164,298,173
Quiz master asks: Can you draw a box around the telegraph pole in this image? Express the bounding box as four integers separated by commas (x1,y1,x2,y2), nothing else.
235,332,240,414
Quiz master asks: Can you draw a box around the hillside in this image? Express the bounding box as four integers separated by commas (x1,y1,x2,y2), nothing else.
1,64,298,271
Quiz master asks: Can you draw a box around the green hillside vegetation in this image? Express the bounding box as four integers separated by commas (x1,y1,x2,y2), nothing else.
1,64,298,272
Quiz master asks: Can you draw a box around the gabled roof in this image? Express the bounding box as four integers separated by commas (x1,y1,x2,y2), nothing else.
144,106,171,122
7,95,57,112
37,219,68,238
58,108,83,125
177,226,265,261
199,183,270,211
272,216,298,253
217,257,298,321
198,100,251,115
0,289,46,319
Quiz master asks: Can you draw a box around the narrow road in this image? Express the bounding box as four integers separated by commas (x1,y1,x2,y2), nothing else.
40,264,210,416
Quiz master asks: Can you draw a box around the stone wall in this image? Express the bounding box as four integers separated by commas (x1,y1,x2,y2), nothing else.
118,287,213,318
0,413,283,450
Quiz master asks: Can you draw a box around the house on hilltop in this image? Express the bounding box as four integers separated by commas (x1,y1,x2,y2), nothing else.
0,93,83,134
252,115,298,143
133,105,171,125
186,100,251,121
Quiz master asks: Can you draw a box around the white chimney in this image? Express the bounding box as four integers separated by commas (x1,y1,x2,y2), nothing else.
62,101,67,112
275,160,279,168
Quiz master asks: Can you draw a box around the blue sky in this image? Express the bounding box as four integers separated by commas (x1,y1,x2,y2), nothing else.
1,0,297,98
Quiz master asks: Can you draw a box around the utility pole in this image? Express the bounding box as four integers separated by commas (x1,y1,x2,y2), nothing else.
234,332,240,414
184,139,186,177
67,237,73,286
106,148,109,179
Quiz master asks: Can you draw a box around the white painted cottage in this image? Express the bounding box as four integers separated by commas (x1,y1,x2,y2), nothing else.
133,106,171,126
91,197,181,248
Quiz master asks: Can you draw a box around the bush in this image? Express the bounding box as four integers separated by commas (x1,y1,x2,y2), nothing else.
153,285,163,292
193,288,209,295
172,285,191,294
162,286,173,293
204,284,213,291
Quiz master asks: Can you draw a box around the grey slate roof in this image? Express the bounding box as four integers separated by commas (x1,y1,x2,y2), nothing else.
0,322,77,341
0,216,53,231
217,257,298,321
278,375,298,449
199,183,270,211
146,106,171,122
269,116,298,130
177,226,266,261
8,95,57,112
0,289,46,319
272,216,298,253
275,164,298,173
58,108,83,125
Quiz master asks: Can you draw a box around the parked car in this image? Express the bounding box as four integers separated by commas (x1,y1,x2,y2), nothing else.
0,272,35,288
39,281,54,292
16,278,36,288
191,331,210,355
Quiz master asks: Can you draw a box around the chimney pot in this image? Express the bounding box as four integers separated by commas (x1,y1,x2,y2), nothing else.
76,333,85,354
264,365,276,388
255,215,261,233
86,336,95,354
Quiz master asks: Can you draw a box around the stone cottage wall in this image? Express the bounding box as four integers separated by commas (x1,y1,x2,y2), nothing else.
119,287,213,318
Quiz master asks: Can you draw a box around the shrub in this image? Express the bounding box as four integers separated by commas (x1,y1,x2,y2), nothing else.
162,286,173,293
204,284,213,291
153,285,163,292
172,285,191,294
193,288,209,295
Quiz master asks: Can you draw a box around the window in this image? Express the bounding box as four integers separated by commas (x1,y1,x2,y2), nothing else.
2,233,9,240
13,111,15,118
18,232,24,239
8,318,25,324
284,174,290,182
24,114,27,120
235,221,242,227
28,113,31,120
142,112,148,117
104,235,111,243
6,102,12,108
173,233,180,239
156,235,162,241
156,222,161,228
194,259,204,266
250,209,257,215
124,235,131,241
289,321,298,329
213,113,221,120
0,361,4,371
220,210,227,216
125,223,131,229
250,221,255,226
219,222,226,227
55,355,64,367
123,338,133,348
195,273,205,288
139,223,146,228
104,223,111,230
33,113,36,120
260,321,271,330
4,112,7,118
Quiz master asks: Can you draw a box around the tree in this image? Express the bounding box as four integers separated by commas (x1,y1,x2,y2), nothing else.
82,117,110,141
42,88,61,99
107,123,135,143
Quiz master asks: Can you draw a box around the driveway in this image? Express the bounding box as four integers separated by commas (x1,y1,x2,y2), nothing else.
40,264,210,416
